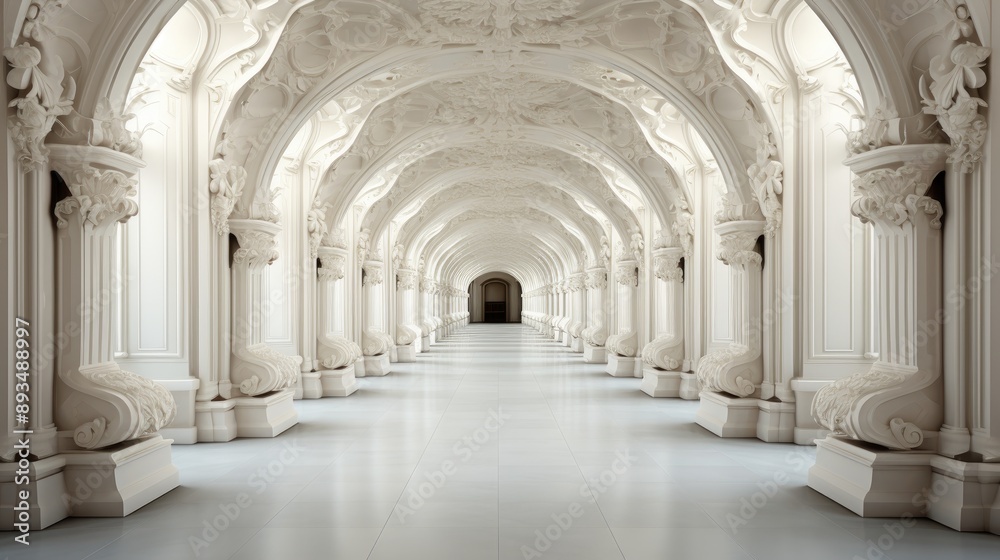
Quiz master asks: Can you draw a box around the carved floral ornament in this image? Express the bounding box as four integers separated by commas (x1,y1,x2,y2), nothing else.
920,42,991,173
653,248,684,283
397,269,419,290
851,165,943,229
716,225,762,268
363,260,384,286
231,226,280,268
317,247,347,281
53,166,139,230
614,260,639,286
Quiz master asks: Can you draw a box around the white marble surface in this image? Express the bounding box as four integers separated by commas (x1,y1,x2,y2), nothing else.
8,324,999,560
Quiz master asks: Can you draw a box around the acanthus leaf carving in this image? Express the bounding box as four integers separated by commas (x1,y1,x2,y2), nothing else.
53,166,138,230
851,165,942,229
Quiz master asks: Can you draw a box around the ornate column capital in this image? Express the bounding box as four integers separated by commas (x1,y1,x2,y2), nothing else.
715,220,764,268
317,246,347,281
49,145,144,232
614,259,639,286
363,260,384,286
653,246,684,282
845,144,949,229
585,267,607,290
397,268,418,291
230,219,280,269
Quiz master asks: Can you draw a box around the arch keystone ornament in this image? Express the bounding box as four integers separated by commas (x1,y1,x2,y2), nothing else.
48,144,179,518
808,143,950,519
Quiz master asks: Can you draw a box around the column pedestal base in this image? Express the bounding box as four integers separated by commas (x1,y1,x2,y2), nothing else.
695,391,759,438
809,436,1000,535
756,400,795,442
157,378,199,444
62,435,178,518
195,399,238,442
233,389,298,438
606,354,638,377
396,344,417,362
364,354,391,376
1,456,69,529
299,372,322,400
640,367,681,397
570,337,584,352
583,344,606,364
808,436,934,518
320,367,359,397
354,359,366,378
679,372,700,400
421,336,431,352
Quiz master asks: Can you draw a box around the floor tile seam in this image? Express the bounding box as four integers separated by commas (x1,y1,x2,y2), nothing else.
365,336,469,560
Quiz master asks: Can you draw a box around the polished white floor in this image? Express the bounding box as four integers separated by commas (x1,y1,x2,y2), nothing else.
8,324,1000,559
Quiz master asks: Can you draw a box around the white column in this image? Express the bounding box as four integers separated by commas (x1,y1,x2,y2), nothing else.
315,245,359,395
640,246,685,396
812,146,948,450
361,259,392,375
395,266,420,361
605,258,639,376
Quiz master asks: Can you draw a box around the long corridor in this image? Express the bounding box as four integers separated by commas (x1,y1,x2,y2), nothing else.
11,325,1000,560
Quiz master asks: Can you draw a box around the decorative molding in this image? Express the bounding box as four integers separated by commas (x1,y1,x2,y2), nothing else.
919,42,991,173
363,260,384,286
614,260,638,286
652,247,684,283
397,269,418,291
53,166,138,230
850,165,942,229
208,158,246,236
747,117,783,237
230,220,280,269
317,247,347,281
4,40,75,170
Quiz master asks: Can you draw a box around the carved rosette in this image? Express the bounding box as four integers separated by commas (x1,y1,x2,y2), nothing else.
363,260,384,286
317,246,347,281
652,247,684,283
614,259,639,286
397,269,419,291
317,334,362,370
208,159,246,236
